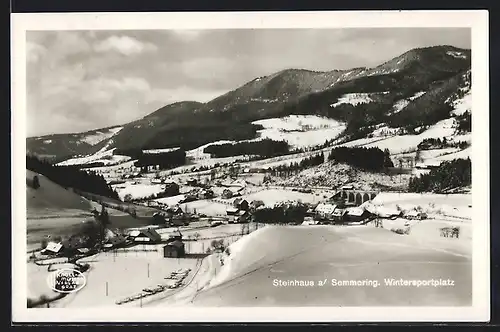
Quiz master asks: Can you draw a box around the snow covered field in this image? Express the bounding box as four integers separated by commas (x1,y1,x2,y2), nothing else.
330,93,373,107
237,188,327,207
80,127,123,146
251,115,346,149
49,250,198,308
370,192,472,220
112,182,165,200
58,146,130,167
362,118,458,154
188,225,471,306
451,90,471,116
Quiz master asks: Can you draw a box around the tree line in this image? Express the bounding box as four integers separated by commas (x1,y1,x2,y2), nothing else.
26,154,120,200
408,158,471,193
203,139,290,158
269,152,325,177
456,111,471,133
417,137,470,151
113,148,187,169
252,204,309,224
328,147,393,171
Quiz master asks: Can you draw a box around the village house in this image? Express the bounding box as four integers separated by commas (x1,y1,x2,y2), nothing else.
237,210,250,223
186,178,198,186
314,203,337,219
128,228,162,243
163,240,186,258
226,207,239,216
165,230,183,243
43,242,64,255
233,198,249,211
343,207,372,223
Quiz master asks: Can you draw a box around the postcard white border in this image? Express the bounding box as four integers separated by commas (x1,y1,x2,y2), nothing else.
11,10,490,323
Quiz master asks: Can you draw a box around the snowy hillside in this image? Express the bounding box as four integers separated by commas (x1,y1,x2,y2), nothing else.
330,93,374,108
80,127,123,146
57,143,130,167
251,115,346,149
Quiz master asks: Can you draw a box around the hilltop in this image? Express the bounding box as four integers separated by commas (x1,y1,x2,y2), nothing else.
27,45,471,161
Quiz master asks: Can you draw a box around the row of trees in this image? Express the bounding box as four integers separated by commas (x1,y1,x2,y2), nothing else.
417,137,470,151
203,139,290,158
26,155,120,200
408,158,471,193
269,152,325,177
328,147,393,171
133,149,187,169
252,204,309,224
456,111,471,133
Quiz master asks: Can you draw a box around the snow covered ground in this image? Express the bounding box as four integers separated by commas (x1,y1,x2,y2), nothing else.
112,182,165,200
451,90,472,116
362,118,458,154
58,145,131,167
251,115,346,149
49,250,198,308
237,188,327,207
80,127,123,146
143,147,180,154
390,91,426,114
370,192,472,220
330,93,373,107
186,141,236,161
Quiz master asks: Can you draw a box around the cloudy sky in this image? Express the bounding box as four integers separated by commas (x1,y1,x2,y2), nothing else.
26,28,470,137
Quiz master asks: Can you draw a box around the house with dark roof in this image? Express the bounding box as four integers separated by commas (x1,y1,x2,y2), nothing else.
43,242,63,255
128,228,161,243
163,240,185,258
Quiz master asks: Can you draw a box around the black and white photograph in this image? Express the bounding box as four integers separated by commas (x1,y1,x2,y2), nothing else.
11,11,490,322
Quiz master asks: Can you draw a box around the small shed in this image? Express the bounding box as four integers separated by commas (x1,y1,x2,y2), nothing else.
44,242,63,255
163,240,185,258
226,207,239,216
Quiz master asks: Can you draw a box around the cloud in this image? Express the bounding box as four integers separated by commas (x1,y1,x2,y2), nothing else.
26,29,470,137
26,42,47,63
94,35,158,55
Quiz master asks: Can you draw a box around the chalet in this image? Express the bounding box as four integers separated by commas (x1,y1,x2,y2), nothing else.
166,205,183,215
331,209,346,222
128,228,161,243
43,242,63,255
186,178,198,186
344,207,372,223
163,240,185,258
314,203,337,219
226,207,239,216
197,189,214,200
233,198,249,211
237,210,250,223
